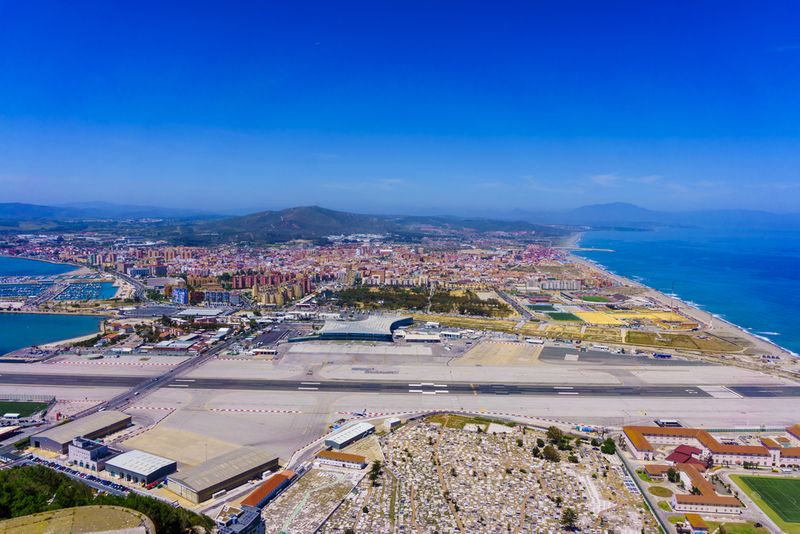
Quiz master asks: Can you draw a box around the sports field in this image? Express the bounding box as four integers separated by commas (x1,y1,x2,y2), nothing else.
0,400,49,417
546,312,583,322
580,295,610,302
733,475,800,532
527,304,555,311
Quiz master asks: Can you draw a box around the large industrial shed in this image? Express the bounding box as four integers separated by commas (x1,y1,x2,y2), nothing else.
325,422,375,450
167,447,279,504
31,411,131,453
105,450,177,485
317,315,412,342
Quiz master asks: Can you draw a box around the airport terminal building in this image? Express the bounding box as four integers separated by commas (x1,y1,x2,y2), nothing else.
317,315,412,342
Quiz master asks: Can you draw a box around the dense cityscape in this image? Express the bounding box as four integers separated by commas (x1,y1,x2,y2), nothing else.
3,1,800,533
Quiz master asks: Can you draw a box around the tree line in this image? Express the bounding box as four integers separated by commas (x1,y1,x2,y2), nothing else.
0,465,213,533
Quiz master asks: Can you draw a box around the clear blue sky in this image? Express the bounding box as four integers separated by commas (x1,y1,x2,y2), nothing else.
1,1,799,214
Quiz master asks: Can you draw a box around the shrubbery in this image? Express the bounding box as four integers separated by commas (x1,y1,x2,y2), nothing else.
0,465,212,533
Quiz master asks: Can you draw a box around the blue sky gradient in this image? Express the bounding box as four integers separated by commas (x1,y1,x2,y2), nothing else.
1,1,799,213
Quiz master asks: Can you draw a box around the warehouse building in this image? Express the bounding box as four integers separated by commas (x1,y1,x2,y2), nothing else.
31,411,131,453
106,449,177,485
384,417,402,432
325,422,375,450
317,315,412,342
167,447,279,504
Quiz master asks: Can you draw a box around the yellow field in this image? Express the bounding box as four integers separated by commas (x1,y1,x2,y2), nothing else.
575,312,625,325
575,309,697,330
613,311,687,322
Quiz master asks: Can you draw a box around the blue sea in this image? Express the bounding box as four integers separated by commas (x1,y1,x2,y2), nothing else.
0,256,76,277
575,227,800,355
0,257,104,355
0,313,102,355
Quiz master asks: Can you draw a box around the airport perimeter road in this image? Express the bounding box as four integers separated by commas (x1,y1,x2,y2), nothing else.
2,372,800,398
496,290,534,321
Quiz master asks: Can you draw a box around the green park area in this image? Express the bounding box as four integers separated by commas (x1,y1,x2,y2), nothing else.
580,295,610,302
731,475,800,533
546,312,583,322
425,413,512,430
331,286,513,317
528,304,555,311
0,401,50,417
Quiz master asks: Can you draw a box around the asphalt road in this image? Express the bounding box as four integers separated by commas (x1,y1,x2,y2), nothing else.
1,372,799,398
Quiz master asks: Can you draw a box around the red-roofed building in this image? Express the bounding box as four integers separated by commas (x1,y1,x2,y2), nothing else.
622,425,798,467
240,470,296,509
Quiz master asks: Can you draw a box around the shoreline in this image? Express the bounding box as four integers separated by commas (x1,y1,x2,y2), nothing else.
568,232,797,358
0,254,83,274
0,312,109,356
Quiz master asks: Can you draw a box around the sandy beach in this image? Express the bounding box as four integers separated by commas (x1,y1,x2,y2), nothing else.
567,249,799,378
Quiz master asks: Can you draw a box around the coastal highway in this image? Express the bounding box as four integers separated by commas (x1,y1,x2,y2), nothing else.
1,373,799,398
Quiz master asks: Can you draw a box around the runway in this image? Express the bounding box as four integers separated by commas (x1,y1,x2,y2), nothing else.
1,372,799,398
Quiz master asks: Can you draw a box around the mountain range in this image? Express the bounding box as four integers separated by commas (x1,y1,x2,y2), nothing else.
157,206,564,245
1,201,798,244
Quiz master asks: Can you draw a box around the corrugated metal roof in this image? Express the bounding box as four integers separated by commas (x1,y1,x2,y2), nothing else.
326,422,374,446
168,447,277,492
106,449,175,476
32,411,130,446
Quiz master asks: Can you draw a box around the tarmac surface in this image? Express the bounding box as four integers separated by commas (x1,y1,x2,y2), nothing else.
0,372,798,398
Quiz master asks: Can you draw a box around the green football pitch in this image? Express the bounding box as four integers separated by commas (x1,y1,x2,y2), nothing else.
738,476,800,524
546,312,583,322
0,401,49,417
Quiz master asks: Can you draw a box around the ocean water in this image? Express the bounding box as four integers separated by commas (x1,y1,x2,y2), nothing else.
0,257,104,354
576,227,800,355
0,256,76,277
0,313,102,355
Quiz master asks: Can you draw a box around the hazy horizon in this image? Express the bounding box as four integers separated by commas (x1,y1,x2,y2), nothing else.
2,2,799,212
